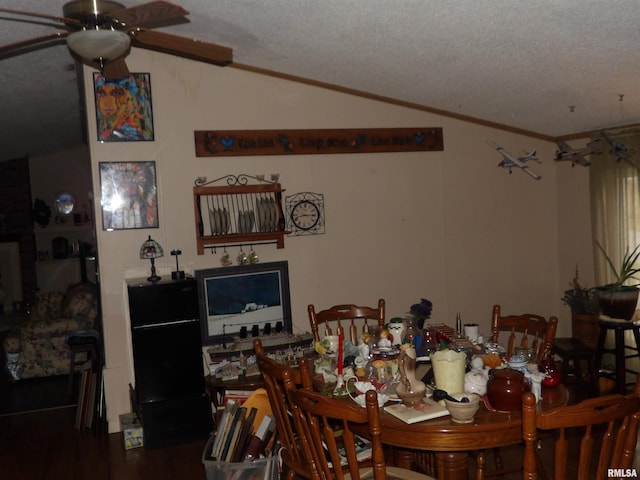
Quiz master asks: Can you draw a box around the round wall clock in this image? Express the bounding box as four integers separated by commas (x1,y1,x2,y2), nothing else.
285,192,325,235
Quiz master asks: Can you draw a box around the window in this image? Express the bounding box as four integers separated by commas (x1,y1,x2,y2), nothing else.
590,131,640,285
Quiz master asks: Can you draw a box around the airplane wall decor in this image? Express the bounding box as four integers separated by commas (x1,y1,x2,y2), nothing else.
487,140,541,180
553,139,602,167
601,131,637,168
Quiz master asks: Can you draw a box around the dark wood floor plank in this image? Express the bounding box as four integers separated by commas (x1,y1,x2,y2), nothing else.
0,407,207,480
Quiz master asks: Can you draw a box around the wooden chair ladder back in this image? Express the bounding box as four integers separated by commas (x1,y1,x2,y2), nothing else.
308,299,385,345
483,305,559,479
287,385,434,480
491,304,558,362
522,375,640,480
253,338,314,480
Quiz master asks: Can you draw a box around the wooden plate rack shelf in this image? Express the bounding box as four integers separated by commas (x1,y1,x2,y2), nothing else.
193,174,288,254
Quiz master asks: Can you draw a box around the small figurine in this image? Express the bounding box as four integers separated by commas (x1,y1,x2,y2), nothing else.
387,318,406,347
525,369,547,402
378,329,392,348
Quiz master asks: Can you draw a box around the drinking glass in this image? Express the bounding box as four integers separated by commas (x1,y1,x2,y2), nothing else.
422,327,438,357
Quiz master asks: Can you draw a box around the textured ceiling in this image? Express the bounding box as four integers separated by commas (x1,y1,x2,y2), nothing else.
1,0,640,160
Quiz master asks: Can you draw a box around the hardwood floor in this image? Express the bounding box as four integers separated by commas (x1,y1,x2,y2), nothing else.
0,375,77,415
0,407,209,480
1,381,638,480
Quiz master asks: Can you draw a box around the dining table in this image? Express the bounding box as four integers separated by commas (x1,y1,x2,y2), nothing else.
350,384,569,480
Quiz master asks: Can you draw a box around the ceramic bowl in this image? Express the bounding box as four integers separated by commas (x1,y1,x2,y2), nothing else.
443,393,480,423
348,380,390,407
351,392,390,408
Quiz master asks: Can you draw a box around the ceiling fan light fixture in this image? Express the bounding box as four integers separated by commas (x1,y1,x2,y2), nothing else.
67,29,130,63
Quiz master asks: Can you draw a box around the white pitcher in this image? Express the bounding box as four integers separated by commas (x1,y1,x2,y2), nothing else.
431,349,466,397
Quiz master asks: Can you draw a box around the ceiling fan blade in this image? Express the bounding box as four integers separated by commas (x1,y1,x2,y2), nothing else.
131,29,232,66
0,32,69,56
101,56,130,80
109,1,188,29
0,7,81,28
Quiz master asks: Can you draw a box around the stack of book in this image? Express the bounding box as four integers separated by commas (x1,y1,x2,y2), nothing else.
206,398,276,463
74,360,98,429
220,389,255,408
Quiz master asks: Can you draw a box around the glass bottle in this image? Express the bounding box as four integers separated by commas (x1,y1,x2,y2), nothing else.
403,316,416,346
422,326,438,357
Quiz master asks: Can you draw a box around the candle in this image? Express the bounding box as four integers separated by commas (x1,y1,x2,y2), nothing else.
337,332,344,375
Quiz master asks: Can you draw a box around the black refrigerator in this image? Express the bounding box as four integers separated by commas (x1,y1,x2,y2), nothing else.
127,276,212,449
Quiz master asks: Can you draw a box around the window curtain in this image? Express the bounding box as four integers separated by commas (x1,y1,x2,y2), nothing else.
589,131,640,286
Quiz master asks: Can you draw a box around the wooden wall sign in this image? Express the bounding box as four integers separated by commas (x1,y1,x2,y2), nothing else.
194,127,443,157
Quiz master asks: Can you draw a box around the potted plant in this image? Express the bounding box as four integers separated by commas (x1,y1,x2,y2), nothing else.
561,267,600,347
594,241,640,320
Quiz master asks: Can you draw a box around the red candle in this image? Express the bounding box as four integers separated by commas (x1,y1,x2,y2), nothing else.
337,332,344,375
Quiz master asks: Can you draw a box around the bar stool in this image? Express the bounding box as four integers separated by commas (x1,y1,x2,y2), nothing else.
552,338,598,397
595,317,640,394
67,330,100,394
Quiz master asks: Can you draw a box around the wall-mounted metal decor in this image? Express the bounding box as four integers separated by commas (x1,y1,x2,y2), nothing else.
285,192,325,236
194,127,443,157
193,174,288,253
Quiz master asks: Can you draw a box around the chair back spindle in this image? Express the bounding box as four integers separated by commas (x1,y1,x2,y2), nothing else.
522,375,640,479
253,338,314,480
483,304,559,478
308,299,385,345
287,384,434,480
490,304,558,361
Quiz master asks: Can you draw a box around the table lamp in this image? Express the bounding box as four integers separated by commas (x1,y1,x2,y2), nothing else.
140,235,163,282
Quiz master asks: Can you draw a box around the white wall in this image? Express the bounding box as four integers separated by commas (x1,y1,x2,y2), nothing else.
81,49,594,432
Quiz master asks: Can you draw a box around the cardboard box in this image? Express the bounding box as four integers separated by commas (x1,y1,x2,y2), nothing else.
120,413,144,450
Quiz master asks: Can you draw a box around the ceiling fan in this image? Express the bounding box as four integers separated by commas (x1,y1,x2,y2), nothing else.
0,0,233,79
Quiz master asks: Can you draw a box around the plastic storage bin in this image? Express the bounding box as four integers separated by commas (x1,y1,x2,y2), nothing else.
202,435,278,480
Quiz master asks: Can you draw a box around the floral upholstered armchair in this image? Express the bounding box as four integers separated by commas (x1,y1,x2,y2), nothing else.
3,282,98,380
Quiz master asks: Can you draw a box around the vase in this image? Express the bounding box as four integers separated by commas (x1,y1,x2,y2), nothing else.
395,346,427,406
539,358,561,387
403,315,424,354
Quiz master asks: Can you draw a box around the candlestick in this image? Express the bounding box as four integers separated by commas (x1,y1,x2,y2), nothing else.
332,373,347,396
337,332,344,375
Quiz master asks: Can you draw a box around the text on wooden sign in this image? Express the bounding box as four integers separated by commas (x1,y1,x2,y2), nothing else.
194,128,443,157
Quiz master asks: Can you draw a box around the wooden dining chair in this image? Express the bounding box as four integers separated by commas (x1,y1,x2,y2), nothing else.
308,299,385,345
253,338,314,480
522,374,640,479
490,304,559,362
481,305,559,478
286,380,434,480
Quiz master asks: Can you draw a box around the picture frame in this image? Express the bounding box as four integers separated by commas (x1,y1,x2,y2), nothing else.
93,72,154,142
196,261,292,346
99,161,159,231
